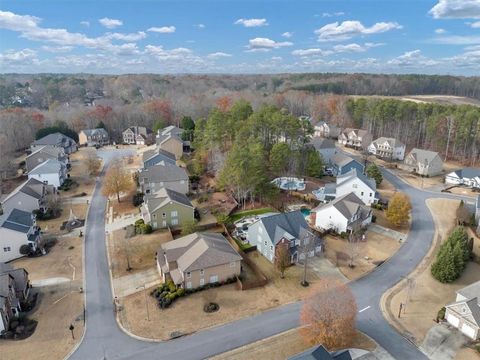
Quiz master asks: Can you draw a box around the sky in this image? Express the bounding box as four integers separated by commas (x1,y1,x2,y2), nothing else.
0,0,479,75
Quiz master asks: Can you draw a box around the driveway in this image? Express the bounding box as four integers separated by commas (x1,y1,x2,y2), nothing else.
421,324,468,360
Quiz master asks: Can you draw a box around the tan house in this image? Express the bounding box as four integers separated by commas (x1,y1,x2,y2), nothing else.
156,126,185,159
404,148,443,176
156,232,242,289
78,128,110,147
338,128,372,149
141,187,194,229
445,280,480,340
313,121,341,139
122,126,154,145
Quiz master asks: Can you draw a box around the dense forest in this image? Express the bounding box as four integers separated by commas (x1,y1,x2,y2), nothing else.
1,72,480,177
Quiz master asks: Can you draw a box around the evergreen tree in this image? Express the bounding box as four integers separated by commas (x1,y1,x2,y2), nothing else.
366,163,383,187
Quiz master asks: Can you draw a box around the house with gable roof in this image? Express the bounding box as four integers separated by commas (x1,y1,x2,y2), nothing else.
156,125,187,159
1,178,52,214
31,132,77,154
78,128,110,147
26,145,69,173
368,137,406,161
329,153,364,177
142,148,177,169
445,167,480,188
404,148,443,177
338,128,372,149
28,158,67,188
445,280,480,340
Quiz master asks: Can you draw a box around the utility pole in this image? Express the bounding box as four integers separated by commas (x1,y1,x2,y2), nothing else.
398,303,403,318
124,233,132,272
445,116,454,162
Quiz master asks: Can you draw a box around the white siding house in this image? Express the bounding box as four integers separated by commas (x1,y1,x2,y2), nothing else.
368,137,405,161
28,159,67,188
445,281,480,340
445,168,480,188
336,169,377,205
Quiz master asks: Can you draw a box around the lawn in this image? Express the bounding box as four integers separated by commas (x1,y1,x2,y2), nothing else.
233,237,254,251
229,207,276,223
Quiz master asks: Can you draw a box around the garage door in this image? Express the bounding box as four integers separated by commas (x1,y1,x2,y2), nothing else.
461,323,476,339
446,313,459,327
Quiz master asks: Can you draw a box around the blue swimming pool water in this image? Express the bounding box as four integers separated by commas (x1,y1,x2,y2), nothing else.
301,208,311,217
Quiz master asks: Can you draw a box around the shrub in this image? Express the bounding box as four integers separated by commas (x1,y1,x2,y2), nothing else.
132,192,144,207
437,307,446,322
371,215,377,223
134,219,145,226
167,279,176,293
176,288,185,297
476,344,480,354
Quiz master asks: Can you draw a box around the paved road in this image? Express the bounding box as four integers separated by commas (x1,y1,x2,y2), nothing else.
69,150,471,360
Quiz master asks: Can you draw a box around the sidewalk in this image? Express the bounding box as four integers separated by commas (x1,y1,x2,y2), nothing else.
369,224,407,242
112,268,161,298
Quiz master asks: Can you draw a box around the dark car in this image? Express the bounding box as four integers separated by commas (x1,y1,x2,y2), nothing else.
194,208,201,220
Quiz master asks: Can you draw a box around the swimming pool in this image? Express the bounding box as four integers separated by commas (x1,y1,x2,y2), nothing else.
300,208,311,217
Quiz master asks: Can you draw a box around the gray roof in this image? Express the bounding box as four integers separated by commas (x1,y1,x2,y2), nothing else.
0,266,28,291
371,137,405,149
0,273,13,297
1,178,45,204
314,192,369,219
124,126,152,136
144,187,193,213
159,232,242,273
0,208,34,233
337,168,376,191
28,158,64,175
142,148,176,165
450,167,480,179
408,148,441,164
457,280,480,300
476,195,480,210
140,163,188,183
28,145,65,159
257,211,309,245
310,137,336,150
160,125,183,137
341,128,371,138
33,132,75,147
331,154,359,168
288,345,352,360
81,128,109,137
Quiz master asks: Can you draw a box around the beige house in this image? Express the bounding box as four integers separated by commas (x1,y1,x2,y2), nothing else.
156,126,185,159
338,128,372,149
122,126,154,145
78,128,109,147
445,281,480,340
141,187,194,229
313,121,341,139
156,232,242,289
404,148,443,176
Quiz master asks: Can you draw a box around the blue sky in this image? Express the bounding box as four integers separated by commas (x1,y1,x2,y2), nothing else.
0,0,479,75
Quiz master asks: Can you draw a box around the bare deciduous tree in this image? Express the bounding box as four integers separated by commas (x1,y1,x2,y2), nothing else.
275,242,291,279
102,160,133,203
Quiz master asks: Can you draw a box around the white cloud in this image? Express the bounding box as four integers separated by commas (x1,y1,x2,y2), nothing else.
246,37,293,51
0,10,40,31
471,21,480,28
432,35,480,44
315,20,402,41
0,48,38,66
194,24,205,29
333,42,383,53
207,52,232,59
292,48,332,56
105,31,147,41
41,45,74,53
147,26,176,33
282,32,293,38
235,18,268,27
322,12,345,18
388,50,439,67
429,0,480,19
435,28,447,34
98,17,123,29
80,21,90,27
145,45,193,59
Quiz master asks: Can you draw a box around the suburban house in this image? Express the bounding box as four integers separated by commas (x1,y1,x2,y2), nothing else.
309,137,337,163
247,211,322,263
78,128,110,147
28,158,67,188
445,280,480,340
0,263,30,334
139,163,189,195
0,209,41,263
156,232,242,289
142,148,177,169
445,168,480,188
312,192,372,234
368,137,406,161
329,153,364,177
1,178,52,215
141,187,194,229
313,121,341,139
338,128,372,149
336,168,377,205
31,132,77,154
156,125,186,159
288,345,352,360
122,126,155,145
404,148,443,177
26,145,69,173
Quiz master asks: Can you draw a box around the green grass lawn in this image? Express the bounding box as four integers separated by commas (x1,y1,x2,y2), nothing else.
233,237,254,251
229,207,276,223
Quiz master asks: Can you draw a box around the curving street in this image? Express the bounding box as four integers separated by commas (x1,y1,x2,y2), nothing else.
69,149,474,360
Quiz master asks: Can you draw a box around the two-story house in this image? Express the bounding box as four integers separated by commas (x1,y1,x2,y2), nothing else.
156,232,242,289
0,209,41,263
368,137,406,161
313,121,341,139
247,211,322,263
445,280,480,340
31,132,77,154
336,168,377,205
309,137,338,163
312,192,372,234
404,148,443,177
141,187,194,229
139,163,189,195
338,128,372,149
329,154,364,177
122,126,155,146
156,126,186,159
28,158,67,188
26,145,69,173
78,128,110,147
445,168,480,188
142,148,177,169
1,178,52,214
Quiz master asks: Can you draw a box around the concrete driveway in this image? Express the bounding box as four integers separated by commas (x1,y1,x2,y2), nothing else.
421,324,468,360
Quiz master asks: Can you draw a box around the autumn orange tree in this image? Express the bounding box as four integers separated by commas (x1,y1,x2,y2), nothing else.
102,160,133,203
275,243,291,279
299,278,357,350
385,192,411,227
84,152,102,176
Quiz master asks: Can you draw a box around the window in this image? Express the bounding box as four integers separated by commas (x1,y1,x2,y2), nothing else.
200,269,204,276
270,246,273,251
186,272,191,279
230,261,236,268
186,282,192,289
370,193,372,197
3,247,11,252
361,191,364,196
264,241,267,246
352,183,358,188
153,214,156,219
199,278,204,286
171,211,178,217
209,275,218,283
171,218,178,226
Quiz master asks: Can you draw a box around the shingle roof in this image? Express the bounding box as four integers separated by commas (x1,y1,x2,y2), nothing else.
142,148,176,165
140,163,188,183
81,128,109,137
408,148,441,164
451,167,480,179
457,280,480,300
159,232,242,273
331,154,359,168
1,267,28,291
310,137,336,150
28,158,64,175
337,168,376,191
288,345,352,360
371,137,405,149
0,208,34,233
342,128,370,138
1,178,45,204
144,187,193,213
0,273,13,297
33,132,75,147
257,211,309,246
28,145,64,159
313,192,369,219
